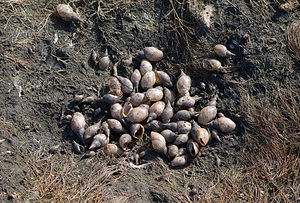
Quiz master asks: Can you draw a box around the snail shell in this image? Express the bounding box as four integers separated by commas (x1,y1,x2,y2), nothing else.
176,70,191,97
207,94,218,106
161,129,177,143
145,88,163,102
144,120,164,132
81,95,95,104
84,121,101,142
72,140,84,154
151,132,167,155
141,71,156,90
187,140,199,157
147,101,166,123
209,117,236,133
56,4,83,22
89,133,109,150
100,93,120,104
98,49,110,70
110,103,126,124
82,150,96,159
130,123,145,139
119,134,132,150
131,69,141,93
164,87,176,106
74,94,84,102
104,144,123,157
214,44,235,57
173,110,198,121
140,59,153,75
203,59,223,71
211,129,221,142
121,55,133,67
129,93,147,106
71,112,86,144
107,119,126,134
114,75,133,94
155,71,172,87
177,121,192,134
102,121,110,137
170,154,189,167
138,47,163,62
162,122,178,132
91,50,99,64
109,76,122,91
191,120,211,146
168,145,179,158
126,106,149,123
197,106,217,125
173,134,189,145
161,101,173,123
176,95,201,108
121,102,133,118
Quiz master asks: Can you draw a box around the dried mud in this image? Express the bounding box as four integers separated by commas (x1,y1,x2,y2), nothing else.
0,0,299,202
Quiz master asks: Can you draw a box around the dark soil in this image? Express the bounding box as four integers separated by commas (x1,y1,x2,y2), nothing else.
0,0,299,202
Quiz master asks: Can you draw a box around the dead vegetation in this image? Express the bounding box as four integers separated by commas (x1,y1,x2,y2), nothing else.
287,21,300,61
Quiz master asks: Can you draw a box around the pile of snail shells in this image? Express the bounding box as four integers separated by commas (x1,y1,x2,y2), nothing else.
70,46,236,166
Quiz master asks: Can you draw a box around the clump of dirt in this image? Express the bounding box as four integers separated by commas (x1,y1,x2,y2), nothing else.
0,0,299,202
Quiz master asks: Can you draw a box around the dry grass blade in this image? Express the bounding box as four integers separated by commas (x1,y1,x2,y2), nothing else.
287,22,300,61
242,88,300,202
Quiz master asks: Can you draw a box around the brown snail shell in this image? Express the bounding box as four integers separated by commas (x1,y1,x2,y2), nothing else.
72,140,84,154
144,120,163,132
161,101,173,123
173,110,198,121
209,117,236,133
214,44,235,57
91,50,99,64
177,121,192,134
197,106,217,125
176,95,201,108
162,122,178,132
130,123,145,139
126,106,149,123
207,94,218,106
131,69,141,93
141,71,156,90
104,144,123,157
145,88,163,102
81,95,95,104
102,121,110,137
187,140,199,157
84,121,101,142
151,132,167,155
191,120,211,146
147,101,166,123
98,49,110,70
109,76,121,91
110,103,126,124
89,133,109,150
164,87,176,106
203,59,223,71
170,154,189,167
107,119,126,134
121,55,133,67
211,129,221,142
140,59,153,75
74,94,84,102
56,4,83,22
155,70,172,87
71,112,86,144
82,150,96,159
168,145,179,158
173,134,189,145
138,47,163,62
121,102,133,118
129,93,147,106
176,70,191,97
100,93,120,104
114,75,133,95
119,134,132,150
161,129,177,143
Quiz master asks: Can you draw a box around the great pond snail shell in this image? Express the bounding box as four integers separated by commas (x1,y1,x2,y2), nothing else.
187,139,199,157
100,93,120,104
81,95,95,104
145,87,164,102
144,120,164,132
177,70,191,97
140,59,153,75
214,44,235,57
89,133,109,150
141,71,156,90
176,95,201,108
109,76,122,91
173,134,189,145
72,140,84,154
161,129,177,143
107,119,127,134
56,4,83,22
131,69,141,93
104,144,123,157
121,102,133,118
113,63,133,94
209,117,236,133
170,154,189,167
161,101,173,123
168,145,179,158
98,49,110,70
126,106,149,123
71,112,86,144
211,129,221,142
155,70,172,87
74,94,84,102
130,123,145,139
101,121,110,137
203,59,223,71
84,121,101,142
177,121,192,134
191,120,211,146
173,110,198,121
110,103,126,124
129,93,147,106
197,105,217,125
138,47,163,62
151,132,167,155
147,101,166,123
82,150,96,159
119,134,132,150
164,87,176,106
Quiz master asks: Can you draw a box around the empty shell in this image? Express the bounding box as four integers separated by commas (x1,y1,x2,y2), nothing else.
209,117,236,133
89,134,109,150
145,88,163,102
176,70,191,97
107,119,127,134
145,120,164,132
161,129,177,143
130,123,145,139
214,44,235,57
140,59,153,75
119,134,132,150
138,47,163,62
155,70,172,87
56,4,83,22
147,101,166,123
161,101,173,123
151,132,167,155
126,106,149,123
197,106,217,125
104,144,123,157
98,49,110,70
71,112,86,144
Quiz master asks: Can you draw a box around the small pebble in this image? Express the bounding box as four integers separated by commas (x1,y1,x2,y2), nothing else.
24,125,30,130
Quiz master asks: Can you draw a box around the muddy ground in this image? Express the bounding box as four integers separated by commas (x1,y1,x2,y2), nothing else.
0,0,299,202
